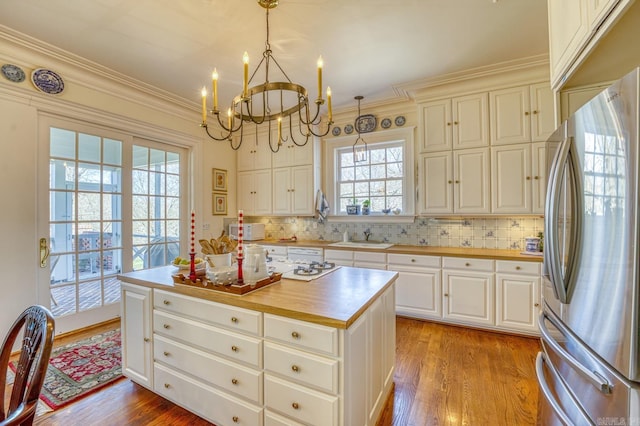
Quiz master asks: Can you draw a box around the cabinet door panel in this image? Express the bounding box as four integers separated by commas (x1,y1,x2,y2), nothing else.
452,93,489,149
454,148,490,214
291,165,313,215
419,99,452,152
491,145,531,213
393,267,441,319
530,83,556,141
490,86,530,145
419,152,453,214
548,0,589,87
254,169,273,216
272,168,291,214
442,271,494,326
496,273,540,333
121,283,153,389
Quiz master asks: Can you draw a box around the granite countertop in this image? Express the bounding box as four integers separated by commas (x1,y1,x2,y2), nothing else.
119,266,398,329
260,239,543,262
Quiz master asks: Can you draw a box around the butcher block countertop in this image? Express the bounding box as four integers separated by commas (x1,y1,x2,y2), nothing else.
118,266,398,329
264,240,544,262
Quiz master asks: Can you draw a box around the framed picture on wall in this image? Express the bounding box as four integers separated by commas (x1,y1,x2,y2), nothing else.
212,168,228,192
212,192,227,215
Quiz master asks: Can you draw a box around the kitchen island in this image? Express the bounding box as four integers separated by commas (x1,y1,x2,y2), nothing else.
118,265,398,426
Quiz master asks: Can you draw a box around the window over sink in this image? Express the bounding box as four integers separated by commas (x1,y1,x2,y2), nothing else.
324,127,415,218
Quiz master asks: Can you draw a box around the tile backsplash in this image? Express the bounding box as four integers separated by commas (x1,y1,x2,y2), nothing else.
224,216,544,251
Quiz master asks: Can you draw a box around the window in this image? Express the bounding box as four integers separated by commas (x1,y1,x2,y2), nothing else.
325,127,414,217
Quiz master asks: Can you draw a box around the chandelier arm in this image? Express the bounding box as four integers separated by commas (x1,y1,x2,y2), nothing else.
266,120,282,153
307,120,333,138
202,123,233,142
296,99,323,126
287,115,311,147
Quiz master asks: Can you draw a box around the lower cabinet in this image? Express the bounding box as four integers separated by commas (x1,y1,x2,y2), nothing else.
442,257,495,327
388,253,441,320
324,249,353,266
495,260,541,334
121,282,153,389
120,282,396,426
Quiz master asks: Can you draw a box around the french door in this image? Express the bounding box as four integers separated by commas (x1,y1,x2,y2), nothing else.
38,116,187,333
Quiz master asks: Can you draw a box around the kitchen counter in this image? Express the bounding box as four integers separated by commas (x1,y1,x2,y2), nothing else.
261,239,543,262
118,265,398,329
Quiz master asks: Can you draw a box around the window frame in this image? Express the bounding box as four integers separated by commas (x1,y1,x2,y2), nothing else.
323,127,415,221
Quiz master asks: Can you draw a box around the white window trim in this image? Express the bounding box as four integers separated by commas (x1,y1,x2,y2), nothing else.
323,127,415,222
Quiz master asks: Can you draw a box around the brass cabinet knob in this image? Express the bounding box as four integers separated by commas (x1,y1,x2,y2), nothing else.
516,266,521,270
163,351,170,357
231,317,238,323
465,262,470,267
534,176,540,180
444,293,449,297
144,337,150,342
411,258,416,262
292,402,300,410
526,176,531,180
231,345,238,352
535,303,540,307
532,110,538,115
164,383,170,389
447,122,452,126
163,324,170,329
232,416,239,423
448,180,453,184
291,365,300,373
455,180,460,183
163,300,170,305
454,121,459,125
525,111,530,116
231,378,238,385
291,331,300,339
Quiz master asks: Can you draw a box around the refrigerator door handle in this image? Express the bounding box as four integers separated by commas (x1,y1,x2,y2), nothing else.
544,136,570,301
536,352,594,426
539,311,613,394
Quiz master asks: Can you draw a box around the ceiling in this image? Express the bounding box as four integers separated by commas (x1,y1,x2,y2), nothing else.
0,0,549,110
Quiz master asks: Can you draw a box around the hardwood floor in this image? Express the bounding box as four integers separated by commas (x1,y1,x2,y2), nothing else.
33,317,541,426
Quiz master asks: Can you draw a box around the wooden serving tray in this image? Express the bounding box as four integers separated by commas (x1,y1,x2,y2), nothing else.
172,272,282,295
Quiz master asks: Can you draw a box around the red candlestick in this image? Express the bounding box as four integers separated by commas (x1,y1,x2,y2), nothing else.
189,252,197,282
190,210,196,254
237,209,244,284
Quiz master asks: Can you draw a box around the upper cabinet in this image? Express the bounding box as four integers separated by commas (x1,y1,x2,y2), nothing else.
418,93,489,153
236,131,273,172
271,137,314,168
490,83,555,145
548,0,635,91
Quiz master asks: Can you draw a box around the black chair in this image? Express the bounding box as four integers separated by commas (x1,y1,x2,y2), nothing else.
0,306,55,426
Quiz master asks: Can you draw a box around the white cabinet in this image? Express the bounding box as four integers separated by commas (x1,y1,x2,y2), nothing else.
491,141,554,214
272,138,314,168
548,0,590,89
418,93,489,153
442,257,495,327
419,148,490,215
495,260,541,334
353,251,387,270
324,249,353,267
388,253,441,320
237,169,272,216
272,165,314,215
237,131,273,172
121,282,153,389
490,83,555,145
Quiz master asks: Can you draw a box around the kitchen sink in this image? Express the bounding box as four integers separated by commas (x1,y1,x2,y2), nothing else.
327,241,394,249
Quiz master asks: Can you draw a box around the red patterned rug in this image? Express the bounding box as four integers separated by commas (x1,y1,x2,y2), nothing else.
10,328,123,410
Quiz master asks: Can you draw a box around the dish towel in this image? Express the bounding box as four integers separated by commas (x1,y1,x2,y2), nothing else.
316,189,330,223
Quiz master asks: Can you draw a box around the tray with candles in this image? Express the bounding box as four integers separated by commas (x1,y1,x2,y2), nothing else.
172,272,282,295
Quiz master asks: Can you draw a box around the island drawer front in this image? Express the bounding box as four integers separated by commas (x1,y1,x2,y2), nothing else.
387,253,440,268
495,260,540,275
154,289,262,336
154,334,263,404
265,410,305,426
264,314,339,357
353,251,386,263
154,363,263,426
265,374,338,426
154,310,262,368
443,257,494,272
264,341,338,394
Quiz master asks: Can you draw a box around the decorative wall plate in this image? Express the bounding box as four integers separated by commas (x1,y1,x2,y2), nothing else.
356,114,377,133
394,115,406,126
332,126,341,136
344,124,354,134
381,118,392,129
31,68,65,94
1,64,26,83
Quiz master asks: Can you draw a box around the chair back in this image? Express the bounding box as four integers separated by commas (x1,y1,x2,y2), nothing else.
0,305,55,426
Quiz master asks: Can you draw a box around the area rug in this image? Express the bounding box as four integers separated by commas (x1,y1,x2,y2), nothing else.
10,328,123,411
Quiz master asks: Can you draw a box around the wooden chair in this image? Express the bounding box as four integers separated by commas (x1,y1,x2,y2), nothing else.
0,306,55,426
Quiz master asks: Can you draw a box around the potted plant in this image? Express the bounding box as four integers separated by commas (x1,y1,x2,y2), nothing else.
346,198,361,215
361,199,371,215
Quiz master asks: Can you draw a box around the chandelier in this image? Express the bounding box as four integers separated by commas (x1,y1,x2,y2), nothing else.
200,0,334,152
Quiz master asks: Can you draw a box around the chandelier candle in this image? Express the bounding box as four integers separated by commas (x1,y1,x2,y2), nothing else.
212,68,218,111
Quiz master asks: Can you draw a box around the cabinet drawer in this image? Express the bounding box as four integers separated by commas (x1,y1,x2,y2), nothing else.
265,410,305,426
154,310,262,368
265,374,338,426
154,363,263,426
387,253,441,268
264,314,339,357
154,334,263,404
443,257,494,272
495,260,540,275
154,289,262,336
324,249,353,261
264,341,338,394
353,251,386,263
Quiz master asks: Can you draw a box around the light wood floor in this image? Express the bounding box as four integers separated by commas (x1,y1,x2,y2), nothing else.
32,317,541,426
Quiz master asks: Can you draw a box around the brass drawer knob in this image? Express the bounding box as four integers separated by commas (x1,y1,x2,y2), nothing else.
232,416,239,423
163,351,170,357
291,365,300,373
292,402,300,410
163,300,170,305
516,266,521,270
144,337,150,342
291,331,300,339
163,324,170,329
444,293,449,297
164,383,170,389
231,378,238,385
231,345,239,352
465,262,470,267
231,317,238,323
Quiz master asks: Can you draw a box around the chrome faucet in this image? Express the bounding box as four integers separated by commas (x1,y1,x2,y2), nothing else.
363,230,372,241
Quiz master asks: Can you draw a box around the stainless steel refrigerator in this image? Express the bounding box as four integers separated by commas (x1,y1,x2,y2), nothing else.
537,68,640,425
